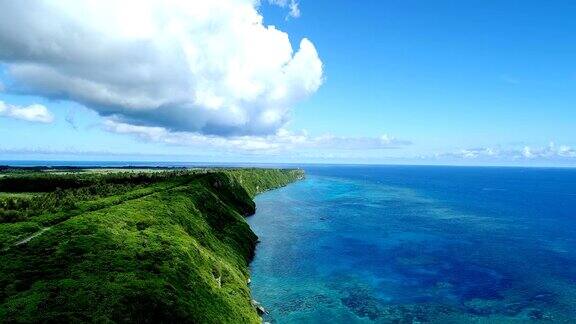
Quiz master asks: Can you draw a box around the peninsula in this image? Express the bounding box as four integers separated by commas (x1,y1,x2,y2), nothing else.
0,167,304,323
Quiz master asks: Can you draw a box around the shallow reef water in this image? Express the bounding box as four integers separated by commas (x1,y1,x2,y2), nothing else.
248,166,576,323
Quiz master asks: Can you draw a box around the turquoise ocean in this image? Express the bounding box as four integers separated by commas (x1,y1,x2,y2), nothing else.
248,166,576,322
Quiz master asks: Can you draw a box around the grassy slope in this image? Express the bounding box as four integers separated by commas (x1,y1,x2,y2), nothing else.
0,169,303,323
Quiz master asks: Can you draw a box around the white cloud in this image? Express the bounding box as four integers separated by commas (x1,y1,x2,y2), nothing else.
268,0,301,18
522,146,534,158
457,147,497,159
558,145,576,158
0,0,322,136
433,142,576,162
103,119,410,153
288,1,301,18
0,100,54,123
519,142,576,159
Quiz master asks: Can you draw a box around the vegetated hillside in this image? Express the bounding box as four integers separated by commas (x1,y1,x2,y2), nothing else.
0,168,304,323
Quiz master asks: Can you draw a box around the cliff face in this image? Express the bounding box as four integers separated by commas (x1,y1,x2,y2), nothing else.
0,168,304,323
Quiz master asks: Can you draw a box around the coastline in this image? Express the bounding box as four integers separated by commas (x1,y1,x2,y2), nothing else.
0,168,304,322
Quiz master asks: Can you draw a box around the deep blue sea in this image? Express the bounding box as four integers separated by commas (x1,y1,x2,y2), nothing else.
248,166,576,323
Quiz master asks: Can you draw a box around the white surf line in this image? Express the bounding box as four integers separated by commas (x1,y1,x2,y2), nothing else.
14,227,51,246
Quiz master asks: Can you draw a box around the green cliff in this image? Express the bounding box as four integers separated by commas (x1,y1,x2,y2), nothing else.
0,168,304,323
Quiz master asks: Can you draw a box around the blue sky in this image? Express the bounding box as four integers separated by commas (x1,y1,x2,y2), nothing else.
1,1,575,165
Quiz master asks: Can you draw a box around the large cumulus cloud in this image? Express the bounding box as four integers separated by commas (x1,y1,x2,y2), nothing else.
0,0,323,136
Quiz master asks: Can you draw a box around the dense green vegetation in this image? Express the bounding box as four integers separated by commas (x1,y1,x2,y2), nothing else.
0,167,303,323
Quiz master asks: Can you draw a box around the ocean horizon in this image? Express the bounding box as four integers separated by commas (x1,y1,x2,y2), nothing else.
2,160,575,169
